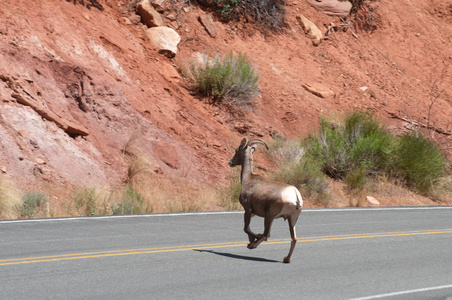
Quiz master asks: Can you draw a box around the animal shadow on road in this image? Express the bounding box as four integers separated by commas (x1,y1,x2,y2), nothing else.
194,249,280,263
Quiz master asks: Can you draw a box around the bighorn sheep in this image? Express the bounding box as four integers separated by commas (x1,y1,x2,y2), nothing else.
229,138,303,263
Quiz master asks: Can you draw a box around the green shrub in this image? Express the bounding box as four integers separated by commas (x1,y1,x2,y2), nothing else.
344,165,367,192
208,0,286,31
306,111,396,183
112,185,152,215
396,133,446,193
267,111,448,199
190,51,259,109
212,0,241,18
19,191,47,219
73,187,99,216
274,155,330,204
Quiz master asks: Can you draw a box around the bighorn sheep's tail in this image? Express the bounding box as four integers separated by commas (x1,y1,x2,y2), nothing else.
295,187,303,210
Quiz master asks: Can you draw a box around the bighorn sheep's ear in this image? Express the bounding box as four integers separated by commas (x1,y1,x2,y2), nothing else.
251,145,258,154
240,138,248,148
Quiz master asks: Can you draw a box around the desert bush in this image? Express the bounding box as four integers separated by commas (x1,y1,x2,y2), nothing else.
189,51,259,110
349,0,379,32
266,135,304,167
273,155,331,204
73,187,99,216
207,0,286,31
395,132,447,194
344,165,367,192
306,111,396,184
19,191,47,219
112,185,152,215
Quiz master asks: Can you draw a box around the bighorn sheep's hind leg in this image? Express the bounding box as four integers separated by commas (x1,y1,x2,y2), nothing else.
283,213,300,263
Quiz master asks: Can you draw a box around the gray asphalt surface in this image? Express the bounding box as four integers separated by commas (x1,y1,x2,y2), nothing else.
1,207,452,299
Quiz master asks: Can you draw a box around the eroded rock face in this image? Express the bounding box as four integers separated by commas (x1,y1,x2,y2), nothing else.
154,142,179,169
145,26,181,57
0,43,159,187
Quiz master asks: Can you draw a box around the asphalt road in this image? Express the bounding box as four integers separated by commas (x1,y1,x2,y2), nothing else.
1,207,452,299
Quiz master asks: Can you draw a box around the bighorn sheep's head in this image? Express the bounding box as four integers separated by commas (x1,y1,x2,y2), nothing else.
229,138,269,167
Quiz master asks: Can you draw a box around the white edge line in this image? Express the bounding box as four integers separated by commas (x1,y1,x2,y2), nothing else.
1,206,451,224
350,283,452,299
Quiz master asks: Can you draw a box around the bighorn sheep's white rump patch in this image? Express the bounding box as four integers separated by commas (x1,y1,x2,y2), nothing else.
276,186,303,218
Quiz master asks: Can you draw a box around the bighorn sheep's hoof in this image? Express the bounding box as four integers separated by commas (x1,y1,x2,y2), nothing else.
283,256,291,263
247,243,256,249
257,234,267,241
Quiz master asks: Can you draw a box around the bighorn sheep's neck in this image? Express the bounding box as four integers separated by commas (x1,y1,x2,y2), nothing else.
240,149,254,183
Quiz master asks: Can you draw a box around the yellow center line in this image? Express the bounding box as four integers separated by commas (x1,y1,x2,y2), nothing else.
2,228,451,266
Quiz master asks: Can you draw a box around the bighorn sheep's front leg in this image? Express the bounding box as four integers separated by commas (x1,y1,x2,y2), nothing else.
243,211,258,245
248,214,275,249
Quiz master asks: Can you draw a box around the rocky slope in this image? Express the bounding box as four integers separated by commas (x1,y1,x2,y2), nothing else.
0,0,451,212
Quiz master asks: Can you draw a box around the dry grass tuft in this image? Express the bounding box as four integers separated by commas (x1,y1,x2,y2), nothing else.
131,172,225,213
0,175,21,219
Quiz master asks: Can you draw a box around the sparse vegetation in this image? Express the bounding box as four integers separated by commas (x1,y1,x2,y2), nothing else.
73,187,99,216
268,111,449,201
1,111,449,220
349,0,379,32
0,176,21,219
207,0,286,31
266,135,304,168
267,136,330,205
111,185,153,215
112,185,153,215
122,131,153,184
396,132,447,194
188,51,260,110
274,156,331,205
306,111,396,182
19,191,47,219
221,168,241,210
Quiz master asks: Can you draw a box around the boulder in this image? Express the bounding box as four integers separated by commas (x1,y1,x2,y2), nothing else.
198,14,217,38
296,14,323,46
366,196,380,206
137,0,163,27
145,26,181,58
307,0,352,18
303,83,335,98
151,0,166,13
